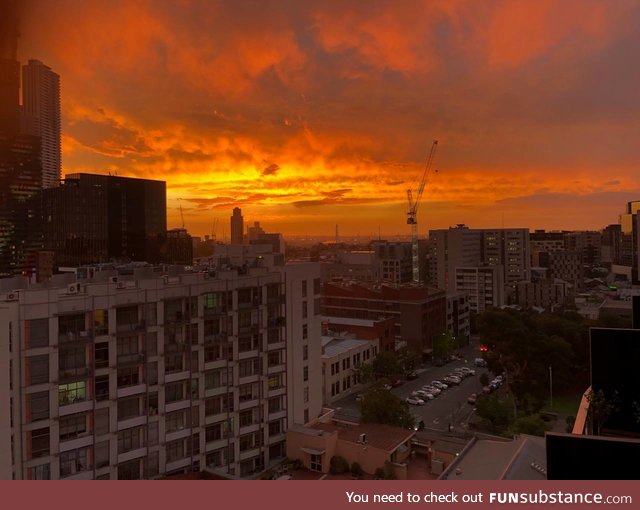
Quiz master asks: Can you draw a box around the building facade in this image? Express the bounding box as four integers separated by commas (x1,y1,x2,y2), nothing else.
21,60,61,189
454,266,505,314
230,208,244,245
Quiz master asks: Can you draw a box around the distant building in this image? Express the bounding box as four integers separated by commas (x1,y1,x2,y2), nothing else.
319,250,375,283
371,240,413,284
529,230,565,267
548,251,583,293
564,231,602,266
514,279,567,311
322,281,446,358
0,132,43,277
230,207,244,245
43,173,167,267
446,292,470,343
322,315,395,352
454,265,504,314
162,228,193,265
21,60,61,188
615,201,640,284
601,224,621,268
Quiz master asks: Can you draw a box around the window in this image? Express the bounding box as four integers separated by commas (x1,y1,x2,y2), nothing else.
146,331,158,356
94,309,109,335
166,410,186,432
303,345,308,361
206,447,234,469
204,368,233,389
314,298,321,315
267,351,281,367
239,383,257,403
190,323,199,345
28,318,49,348
118,397,140,421
117,366,140,388
268,374,282,390
239,432,260,452
59,413,87,441
60,447,90,477
304,387,309,403
302,301,308,319
239,359,259,378
165,382,185,403
268,420,282,436
118,427,142,453
95,408,109,436
303,366,309,382
29,463,50,480
28,392,49,421
148,422,159,447
117,335,138,359
58,346,86,375
302,324,308,340
268,397,282,413
117,459,141,480
95,441,109,469
28,355,49,385
95,375,109,401
58,381,86,406
30,428,49,459
95,343,109,368
313,278,321,295
147,361,158,385
310,453,322,472
205,419,232,442
239,408,257,427
302,280,307,298
239,335,259,353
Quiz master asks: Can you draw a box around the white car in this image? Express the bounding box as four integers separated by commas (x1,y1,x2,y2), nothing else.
406,396,425,405
460,367,476,376
413,390,434,400
431,381,448,390
422,385,441,395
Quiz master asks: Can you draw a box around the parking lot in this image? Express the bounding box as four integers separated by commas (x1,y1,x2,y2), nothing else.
331,345,491,433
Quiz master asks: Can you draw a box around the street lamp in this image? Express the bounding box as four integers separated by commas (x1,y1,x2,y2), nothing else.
549,365,553,409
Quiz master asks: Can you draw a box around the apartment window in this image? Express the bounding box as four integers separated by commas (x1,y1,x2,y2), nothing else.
147,361,158,386
60,447,90,477
117,459,141,480
268,374,282,390
268,397,282,413
302,301,308,319
28,355,49,385
239,383,257,403
166,410,186,432
304,409,309,423
117,335,138,358
117,366,140,388
118,397,140,421
148,422,159,447
304,387,309,403
310,453,322,472
95,343,109,369
165,382,185,403
314,298,321,315
28,391,49,422
302,324,308,340
313,278,321,294
302,280,307,298
30,428,49,459
303,366,309,382
190,323,199,345
204,368,232,389
239,432,260,452
267,350,281,367
164,353,184,373
59,413,87,441
59,346,86,374
268,420,282,436
95,375,109,401
303,345,308,360
117,427,142,454
342,358,350,371
205,419,232,442
95,407,109,436
58,381,86,406
29,464,50,480
239,408,257,427
27,318,49,348
206,447,234,468
239,359,259,378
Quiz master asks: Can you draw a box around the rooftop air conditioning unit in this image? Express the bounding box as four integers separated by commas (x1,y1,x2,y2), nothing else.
116,282,126,289
6,292,18,301
67,283,80,294
109,276,118,284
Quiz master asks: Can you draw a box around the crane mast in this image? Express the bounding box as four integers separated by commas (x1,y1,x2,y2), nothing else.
407,140,438,283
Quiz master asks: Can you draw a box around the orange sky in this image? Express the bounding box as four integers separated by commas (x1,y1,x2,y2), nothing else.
19,0,640,237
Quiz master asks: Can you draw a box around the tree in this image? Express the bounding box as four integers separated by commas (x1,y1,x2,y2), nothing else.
396,346,418,373
587,389,620,435
432,331,456,360
360,385,416,429
330,456,350,474
353,362,375,385
371,351,402,380
475,394,514,434
479,373,490,387
514,415,547,436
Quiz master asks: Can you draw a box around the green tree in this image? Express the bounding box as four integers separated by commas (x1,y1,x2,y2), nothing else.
371,351,402,380
396,346,418,373
479,373,490,387
432,331,456,360
475,394,514,434
513,415,547,436
360,385,416,429
587,389,620,435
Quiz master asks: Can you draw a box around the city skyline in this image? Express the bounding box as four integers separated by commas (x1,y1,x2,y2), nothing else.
16,0,640,236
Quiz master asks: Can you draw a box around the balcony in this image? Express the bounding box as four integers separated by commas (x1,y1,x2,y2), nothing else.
204,306,226,317
58,367,91,382
238,324,259,335
117,353,146,366
267,317,285,328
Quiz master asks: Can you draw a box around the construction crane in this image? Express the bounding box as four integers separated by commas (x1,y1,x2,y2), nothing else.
178,199,185,229
407,139,438,283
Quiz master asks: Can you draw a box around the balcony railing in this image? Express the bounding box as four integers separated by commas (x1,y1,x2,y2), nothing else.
115,321,146,333
58,330,93,344
58,367,91,381
117,353,146,366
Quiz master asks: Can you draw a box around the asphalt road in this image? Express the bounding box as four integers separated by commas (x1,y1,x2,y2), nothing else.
332,342,491,432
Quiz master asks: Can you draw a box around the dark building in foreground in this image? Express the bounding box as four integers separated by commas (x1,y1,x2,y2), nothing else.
43,173,166,267
0,132,43,277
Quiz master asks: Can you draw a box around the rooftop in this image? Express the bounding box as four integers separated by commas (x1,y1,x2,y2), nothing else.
322,336,371,358
310,422,415,453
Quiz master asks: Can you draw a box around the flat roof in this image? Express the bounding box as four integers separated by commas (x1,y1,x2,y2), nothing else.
312,422,415,453
322,337,371,358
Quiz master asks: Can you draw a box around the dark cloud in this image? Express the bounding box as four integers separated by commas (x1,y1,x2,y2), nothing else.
261,163,280,176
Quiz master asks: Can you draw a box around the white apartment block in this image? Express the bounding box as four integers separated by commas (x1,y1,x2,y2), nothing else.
0,251,322,480
321,334,378,405
455,266,505,314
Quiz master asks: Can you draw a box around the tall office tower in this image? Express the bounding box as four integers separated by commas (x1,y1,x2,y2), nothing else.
601,224,622,268
22,60,61,188
0,132,43,277
43,173,167,267
230,207,244,245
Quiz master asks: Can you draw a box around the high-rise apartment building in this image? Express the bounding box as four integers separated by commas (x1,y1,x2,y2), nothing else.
0,247,323,480
454,266,504,314
601,224,622,268
21,60,61,188
427,225,530,292
371,241,413,284
230,208,244,245
43,173,167,267
617,201,640,284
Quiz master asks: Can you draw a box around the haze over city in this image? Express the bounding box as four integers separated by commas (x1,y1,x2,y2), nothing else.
13,0,640,236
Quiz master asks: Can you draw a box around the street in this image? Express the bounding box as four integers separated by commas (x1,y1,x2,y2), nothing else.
331,342,490,433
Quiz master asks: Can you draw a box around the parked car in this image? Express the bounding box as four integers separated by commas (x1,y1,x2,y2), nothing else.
467,393,477,405
355,393,364,401
431,381,448,390
406,396,425,405
413,390,434,400
422,385,441,395
444,376,460,385
460,367,476,376
482,386,492,394
474,358,487,367
406,371,419,380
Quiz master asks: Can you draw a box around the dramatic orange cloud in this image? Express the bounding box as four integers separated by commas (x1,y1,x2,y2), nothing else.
18,0,640,237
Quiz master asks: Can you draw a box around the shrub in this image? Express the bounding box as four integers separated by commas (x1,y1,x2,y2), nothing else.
350,462,364,478
330,455,350,474
374,468,385,479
